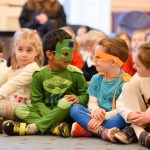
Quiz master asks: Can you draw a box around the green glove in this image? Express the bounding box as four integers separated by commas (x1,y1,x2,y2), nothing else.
57,98,72,109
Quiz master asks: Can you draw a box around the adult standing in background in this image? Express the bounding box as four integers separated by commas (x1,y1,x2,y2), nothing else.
19,0,66,37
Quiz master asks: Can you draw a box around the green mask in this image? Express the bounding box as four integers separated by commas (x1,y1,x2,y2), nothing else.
55,39,74,62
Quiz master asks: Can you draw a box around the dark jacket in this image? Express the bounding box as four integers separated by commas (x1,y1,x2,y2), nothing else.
19,3,66,36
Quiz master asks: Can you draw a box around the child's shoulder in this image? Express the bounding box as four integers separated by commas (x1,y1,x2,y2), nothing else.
66,65,83,74
22,61,40,71
93,73,104,79
32,66,47,76
90,73,103,83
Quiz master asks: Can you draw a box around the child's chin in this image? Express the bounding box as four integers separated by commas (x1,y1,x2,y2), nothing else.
96,68,101,72
63,63,69,67
59,64,68,69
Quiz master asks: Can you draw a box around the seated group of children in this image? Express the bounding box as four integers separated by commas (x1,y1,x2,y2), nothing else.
0,28,150,149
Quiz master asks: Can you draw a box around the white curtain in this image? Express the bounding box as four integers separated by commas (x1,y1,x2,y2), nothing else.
60,0,111,35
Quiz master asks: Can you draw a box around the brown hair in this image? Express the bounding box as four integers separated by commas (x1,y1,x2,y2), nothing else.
26,0,41,11
98,37,129,62
0,41,3,53
137,42,150,69
26,0,60,12
116,32,131,43
40,0,60,13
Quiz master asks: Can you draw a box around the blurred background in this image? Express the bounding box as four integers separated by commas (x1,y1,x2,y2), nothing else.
0,0,150,34
1,0,150,66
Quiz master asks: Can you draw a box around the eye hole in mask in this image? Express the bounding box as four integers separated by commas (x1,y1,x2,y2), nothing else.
61,52,69,58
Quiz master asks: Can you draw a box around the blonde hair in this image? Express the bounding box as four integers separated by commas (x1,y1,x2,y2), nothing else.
11,28,44,70
137,42,150,69
84,30,107,43
145,29,150,41
132,29,146,36
60,26,75,38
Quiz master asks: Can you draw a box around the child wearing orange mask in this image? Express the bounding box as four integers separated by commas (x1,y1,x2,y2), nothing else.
70,38,130,143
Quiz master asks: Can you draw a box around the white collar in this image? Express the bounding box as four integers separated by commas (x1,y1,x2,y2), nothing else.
87,56,95,68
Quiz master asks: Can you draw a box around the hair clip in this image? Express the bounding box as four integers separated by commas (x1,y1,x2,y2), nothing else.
33,30,38,34
20,28,25,32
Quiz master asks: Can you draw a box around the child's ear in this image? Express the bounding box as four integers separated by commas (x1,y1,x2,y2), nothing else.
46,50,54,60
36,51,39,56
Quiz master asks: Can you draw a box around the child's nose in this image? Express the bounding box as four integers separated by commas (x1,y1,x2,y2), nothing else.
22,51,27,57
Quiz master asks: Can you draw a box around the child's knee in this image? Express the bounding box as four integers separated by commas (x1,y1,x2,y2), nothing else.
103,114,128,129
70,104,81,117
15,104,30,120
0,100,17,119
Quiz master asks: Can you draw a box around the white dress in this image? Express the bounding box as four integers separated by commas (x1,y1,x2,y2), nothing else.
0,59,8,76
0,61,40,105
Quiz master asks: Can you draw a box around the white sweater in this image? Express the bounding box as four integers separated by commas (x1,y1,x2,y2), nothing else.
0,59,8,76
116,73,150,122
0,62,40,104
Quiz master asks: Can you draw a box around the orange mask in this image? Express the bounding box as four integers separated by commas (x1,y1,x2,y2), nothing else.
95,52,124,67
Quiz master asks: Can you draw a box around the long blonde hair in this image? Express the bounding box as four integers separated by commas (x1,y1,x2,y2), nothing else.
11,28,44,70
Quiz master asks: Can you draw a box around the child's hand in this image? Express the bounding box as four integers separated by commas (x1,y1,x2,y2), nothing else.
36,13,48,24
128,111,150,126
127,112,137,121
127,111,140,123
92,108,105,121
64,95,79,104
87,118,103,131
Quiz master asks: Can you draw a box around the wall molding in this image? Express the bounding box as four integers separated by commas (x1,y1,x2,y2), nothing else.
112,0,150,12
